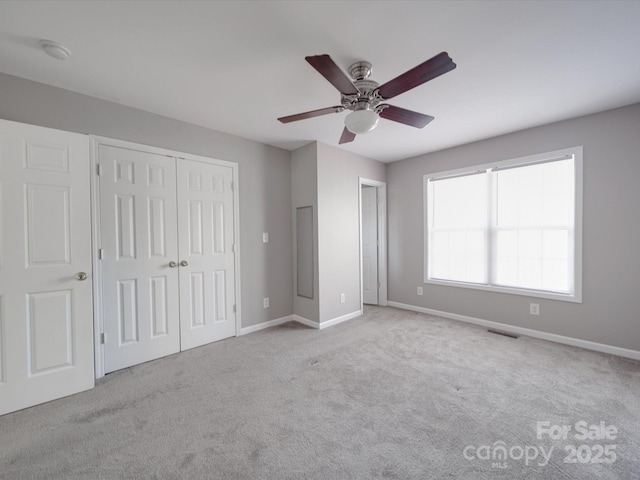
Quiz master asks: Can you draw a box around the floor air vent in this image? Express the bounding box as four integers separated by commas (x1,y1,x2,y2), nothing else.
487,328,519,339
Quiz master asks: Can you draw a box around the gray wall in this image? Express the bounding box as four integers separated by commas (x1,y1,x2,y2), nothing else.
0,73,292,329
291,143,319,323
387,103,640,351
317,142,386,323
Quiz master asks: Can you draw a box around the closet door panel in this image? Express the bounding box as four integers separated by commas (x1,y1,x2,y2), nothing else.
99,145,180,373
177,160,236,350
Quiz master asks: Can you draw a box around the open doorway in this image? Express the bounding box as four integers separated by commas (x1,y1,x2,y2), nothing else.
359,178,387,308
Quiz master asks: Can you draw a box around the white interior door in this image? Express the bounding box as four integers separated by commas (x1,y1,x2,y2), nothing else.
362,185,379,305
99,145,180,373
0,119,94,416
178,159,236,350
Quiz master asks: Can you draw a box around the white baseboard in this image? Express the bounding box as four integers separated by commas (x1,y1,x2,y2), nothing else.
319,310,362,330
289,311,362,330
387,301,640,361
292,315,320,329
241,314,323,335
240,315,293,335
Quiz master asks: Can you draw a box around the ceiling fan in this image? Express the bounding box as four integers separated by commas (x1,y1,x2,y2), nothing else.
278,52,456,144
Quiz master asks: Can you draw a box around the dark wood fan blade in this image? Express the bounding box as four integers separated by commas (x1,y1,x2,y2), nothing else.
306,55,360,95
278,106,343,123
379,105,434,128
339,127,356,144
377,52,456,100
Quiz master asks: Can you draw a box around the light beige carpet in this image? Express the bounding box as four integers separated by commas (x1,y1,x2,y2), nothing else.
1,306,638,479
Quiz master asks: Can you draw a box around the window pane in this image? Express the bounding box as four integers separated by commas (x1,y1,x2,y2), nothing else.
495,229,570,292
497,230,518,257
519,229,542,259
430,230,486,283
519,258,542,289
543,259,569,292
466,230,486,282
496,160,573,228
432,174,487,229
543,230,568,260
493,159,574,293
429,173,487,284
431,231,450,279
496,230,544,290
496,166,543,226
542,161,571,225
496,257,518,286
543,196,570,225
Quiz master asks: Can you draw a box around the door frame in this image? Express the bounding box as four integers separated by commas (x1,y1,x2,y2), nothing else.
358,177,387,309
90,136,241,378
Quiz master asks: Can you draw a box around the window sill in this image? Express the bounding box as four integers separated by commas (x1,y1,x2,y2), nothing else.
424,278,582,303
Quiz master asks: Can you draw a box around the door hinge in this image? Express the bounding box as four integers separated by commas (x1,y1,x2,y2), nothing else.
100,333,107,344
376,240,380,247
98,248,105,260
233,305,236,313
96,164,101,176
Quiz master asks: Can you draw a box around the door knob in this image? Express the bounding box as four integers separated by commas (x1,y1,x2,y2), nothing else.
76,272,88,281
169,261,177,268
180,260,189,267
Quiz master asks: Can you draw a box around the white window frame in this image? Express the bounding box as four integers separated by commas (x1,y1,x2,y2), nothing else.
424,146,583,303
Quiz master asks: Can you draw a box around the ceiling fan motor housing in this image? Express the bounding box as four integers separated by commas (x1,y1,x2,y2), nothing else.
340,61,384,113
341,84,383,115
348,61,373,81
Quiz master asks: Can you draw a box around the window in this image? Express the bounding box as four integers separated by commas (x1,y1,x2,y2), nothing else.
425,147,582,302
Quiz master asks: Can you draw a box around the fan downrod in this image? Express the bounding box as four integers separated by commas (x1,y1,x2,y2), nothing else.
348,61,372,81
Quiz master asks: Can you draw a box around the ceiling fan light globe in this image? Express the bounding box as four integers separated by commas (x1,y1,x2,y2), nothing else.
345,109,379,135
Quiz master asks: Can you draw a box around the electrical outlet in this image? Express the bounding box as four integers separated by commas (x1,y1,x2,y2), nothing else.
263,297,269,308
530,303,539,316
262,232,269,243
340,293,345,304
417,286,423,296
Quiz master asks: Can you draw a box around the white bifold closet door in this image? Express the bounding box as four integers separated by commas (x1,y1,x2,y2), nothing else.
99,146,181,373
99,144,236,373
0,119,94,416
177,160,236,351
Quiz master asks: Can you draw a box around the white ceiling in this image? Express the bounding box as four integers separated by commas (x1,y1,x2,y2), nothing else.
1,1,639,163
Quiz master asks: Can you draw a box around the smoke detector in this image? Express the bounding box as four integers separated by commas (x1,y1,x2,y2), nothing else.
39,40,71,60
